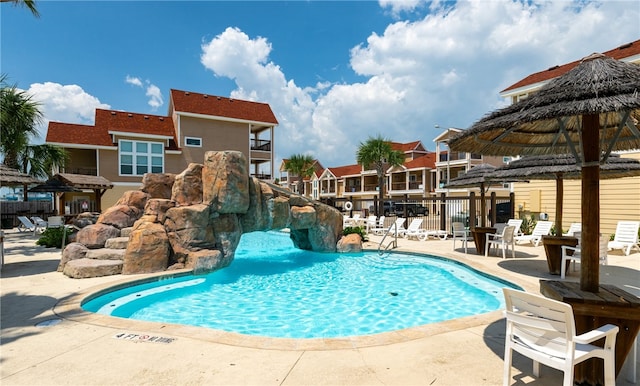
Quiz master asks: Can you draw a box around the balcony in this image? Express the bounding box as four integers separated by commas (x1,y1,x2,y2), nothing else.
66,167,97,176
251,139,271,152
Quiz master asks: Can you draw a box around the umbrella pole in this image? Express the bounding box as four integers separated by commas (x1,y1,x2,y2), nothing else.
581,114,600,293
555,175,563,236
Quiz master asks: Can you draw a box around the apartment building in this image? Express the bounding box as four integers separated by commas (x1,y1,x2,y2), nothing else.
46,89,278,212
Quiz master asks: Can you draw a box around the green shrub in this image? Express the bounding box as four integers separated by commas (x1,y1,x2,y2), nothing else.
520,215,537,235
343,226,368,242
36,227,69,249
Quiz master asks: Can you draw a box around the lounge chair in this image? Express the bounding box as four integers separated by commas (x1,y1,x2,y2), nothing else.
485,225,516,259
370,216,386,235
507,219,524,237
514,220,552,247
403,218,426,240
560,232,609,279
425,228,448,240
607,220,640,256
17,216,38,235
31,216,48,228
563,222,581,237
451,222,468,253
364,215,377,233
387,218,406,237
502,288,618,386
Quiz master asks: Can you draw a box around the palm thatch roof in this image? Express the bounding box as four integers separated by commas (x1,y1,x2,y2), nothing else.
448,53,640,158
491,154,640,181
0,164,43,185
55,173,113,190
28,178,81,193
444,163,497,188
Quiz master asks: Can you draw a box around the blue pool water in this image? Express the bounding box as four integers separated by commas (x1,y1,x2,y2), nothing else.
83,231,519,339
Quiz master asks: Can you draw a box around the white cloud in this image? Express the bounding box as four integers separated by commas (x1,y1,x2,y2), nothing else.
26,82,110,144
199,1,637,168
125,75,163,111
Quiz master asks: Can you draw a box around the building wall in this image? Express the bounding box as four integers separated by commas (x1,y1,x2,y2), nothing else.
178,115,250,166
512,152,640,237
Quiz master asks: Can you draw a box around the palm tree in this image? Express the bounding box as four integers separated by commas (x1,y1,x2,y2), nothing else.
1,0,40,17
356,135,405,215
283,154,316,195
1,76,68,181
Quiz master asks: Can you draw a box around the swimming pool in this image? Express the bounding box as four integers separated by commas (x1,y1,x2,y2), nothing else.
83,231,519,339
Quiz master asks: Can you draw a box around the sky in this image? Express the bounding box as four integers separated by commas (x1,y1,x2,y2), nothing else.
2,0,639,171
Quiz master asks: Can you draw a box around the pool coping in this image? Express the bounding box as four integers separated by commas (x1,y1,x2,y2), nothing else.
52,247,517,351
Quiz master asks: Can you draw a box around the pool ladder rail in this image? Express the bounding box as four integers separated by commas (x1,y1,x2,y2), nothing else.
377,222,399,256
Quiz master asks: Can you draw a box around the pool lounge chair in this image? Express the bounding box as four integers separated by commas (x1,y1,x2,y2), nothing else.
387,218,407,237
607,220,640,256
403,218,426,240
514,220,553,247
563,222,581,237
370,216,386,235
502,288,618,386
17,216,38,235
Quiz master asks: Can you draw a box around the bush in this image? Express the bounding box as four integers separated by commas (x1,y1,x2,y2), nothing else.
343,226,368,242
36,227,69,249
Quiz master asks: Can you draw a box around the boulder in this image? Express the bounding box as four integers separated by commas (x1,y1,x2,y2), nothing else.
58,242,89,272
75,223,121,249
63,258,123,279
202,151,250,213
97,204,142,229
116,190,149,210
336,233,363,253
85,248,126,260
172,163,203,206
289,205,317,230
141,173,176,199
187,249,225,274
104,237,129,249
144,198,175,223
122,221,170,274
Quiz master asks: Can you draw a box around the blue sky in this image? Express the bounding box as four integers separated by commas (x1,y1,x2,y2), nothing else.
2,1,639,169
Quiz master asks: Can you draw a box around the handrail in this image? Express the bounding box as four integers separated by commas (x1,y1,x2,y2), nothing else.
377,222,398,256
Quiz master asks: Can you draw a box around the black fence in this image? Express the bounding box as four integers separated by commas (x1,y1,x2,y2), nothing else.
320,192,515,233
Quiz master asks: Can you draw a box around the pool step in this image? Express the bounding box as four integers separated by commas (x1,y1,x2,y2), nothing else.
63,258,123,279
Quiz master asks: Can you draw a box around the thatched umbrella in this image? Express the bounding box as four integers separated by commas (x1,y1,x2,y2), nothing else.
0,164,43,201
444,163,497,227
492,154,640,236
449,53,640,293
29,178,81,215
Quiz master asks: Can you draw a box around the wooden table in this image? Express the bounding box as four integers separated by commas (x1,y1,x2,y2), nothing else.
540,280,640,385
470,227,496,255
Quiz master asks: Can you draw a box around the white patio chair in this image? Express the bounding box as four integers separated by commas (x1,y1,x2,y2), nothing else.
502,288,619,386
370,216,386,235
485,225,516,259
364,215,377,233
388,217,407,237
514,220,553,247
560,233,609,279
31,216,48,231
451,222,468,253
507,219,524,237
563,222,582,237
607,221,640,256
403,218,426,240
47,216,65,228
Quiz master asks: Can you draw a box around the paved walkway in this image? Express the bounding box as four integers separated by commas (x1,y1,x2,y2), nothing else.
1,229,638,385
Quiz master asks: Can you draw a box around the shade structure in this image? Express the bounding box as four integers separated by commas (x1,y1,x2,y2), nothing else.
491,154,640,236
28,178,81,215
0,164,42,185
448,53,640,293
444,163,497,227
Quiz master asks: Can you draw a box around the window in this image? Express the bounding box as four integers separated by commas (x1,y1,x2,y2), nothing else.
119,140,164,176
185,137,202,147
503,156,512,164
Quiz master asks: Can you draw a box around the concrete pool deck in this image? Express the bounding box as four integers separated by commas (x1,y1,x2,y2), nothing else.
1,228,638,385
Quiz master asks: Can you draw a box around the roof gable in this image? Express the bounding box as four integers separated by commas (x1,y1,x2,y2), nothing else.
502,39,640,93
404,153,436,169
170,89,278,125
328,164,362,177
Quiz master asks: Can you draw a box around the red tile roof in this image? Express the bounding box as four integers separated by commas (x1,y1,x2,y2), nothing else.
391,141,423,152
170,89,278,124
502,39,640,93
328,164,362,177
404,153,436,169
96,109,176,138
46,121,114,147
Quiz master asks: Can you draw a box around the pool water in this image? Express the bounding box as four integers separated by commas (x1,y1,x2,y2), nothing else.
83,231,518,339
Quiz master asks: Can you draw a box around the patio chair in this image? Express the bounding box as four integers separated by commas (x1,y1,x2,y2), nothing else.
364,215,377,233
388,217,407,237
370,216,386,235
507,219,524,237
563,222,581,237
47,216,65,228
502,288,619,386
403,218,426,240
485,225,516,259
560,233,609,279
17,216,38,235
514,220,552,247
607,220,640,256
451,222,468,253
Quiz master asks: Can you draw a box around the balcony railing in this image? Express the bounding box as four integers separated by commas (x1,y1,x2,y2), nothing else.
251,139,271,152
66,167,97,176
251,173,271,180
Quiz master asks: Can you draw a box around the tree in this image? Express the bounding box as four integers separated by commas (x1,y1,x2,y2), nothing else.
1,0,40,17
283,154,316,195
1,76,68,181
356,135,405,215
